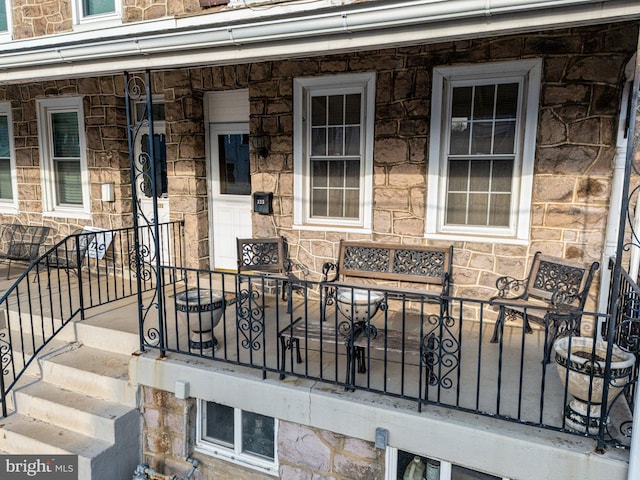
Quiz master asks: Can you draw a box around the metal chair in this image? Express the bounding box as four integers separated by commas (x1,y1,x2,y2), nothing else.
39,229,97,284
489,252,599,363
0,224,51,279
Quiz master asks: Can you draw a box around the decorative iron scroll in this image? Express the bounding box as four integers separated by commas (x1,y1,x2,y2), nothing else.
0,331,11,376
343,246,389,273
126,71,166,351
242,242,280,269
532,260,585,300
393,250,445,277
422,313,459,391
236,288,265,351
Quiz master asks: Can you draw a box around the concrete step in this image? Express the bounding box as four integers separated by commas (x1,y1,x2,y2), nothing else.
14,380,139,443
74,321,139,356
0,411,139,480
39,345,137,408
0,330,69,383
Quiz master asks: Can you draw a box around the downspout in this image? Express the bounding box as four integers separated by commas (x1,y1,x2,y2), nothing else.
597,55,636,335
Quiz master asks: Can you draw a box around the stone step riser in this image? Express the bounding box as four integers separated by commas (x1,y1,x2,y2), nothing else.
40,359,137,408
13,389,138,443
0,426,102,480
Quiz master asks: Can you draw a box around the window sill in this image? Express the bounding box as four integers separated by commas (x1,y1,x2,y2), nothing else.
424,232,529,246
73,16,122,31
293,223,372,235
0,204,19,215
42,210,92,221
194,443,278,477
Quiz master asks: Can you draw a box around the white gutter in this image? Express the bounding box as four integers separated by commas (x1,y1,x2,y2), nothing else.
0,0,639,82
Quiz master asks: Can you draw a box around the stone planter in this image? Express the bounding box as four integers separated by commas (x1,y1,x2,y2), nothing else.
175,289,225,351
554,336,635,434
336,288,384,324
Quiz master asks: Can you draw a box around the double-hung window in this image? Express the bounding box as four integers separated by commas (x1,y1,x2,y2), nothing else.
38,97,91,218
0,103,17,212
196,400,278,475
426,60,541,243
294,73,375,232
72,0,120,26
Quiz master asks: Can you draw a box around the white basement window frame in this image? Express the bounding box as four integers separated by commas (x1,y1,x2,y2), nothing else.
293,72,375,233
195,400,279,476
37,97,91,219
386,447,511,480
426,59,541,244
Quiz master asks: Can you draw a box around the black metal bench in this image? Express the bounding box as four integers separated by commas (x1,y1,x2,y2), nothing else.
278,241,453,386
489,252,599,363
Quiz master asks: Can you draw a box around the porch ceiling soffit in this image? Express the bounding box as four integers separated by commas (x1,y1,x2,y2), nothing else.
0,0,639,83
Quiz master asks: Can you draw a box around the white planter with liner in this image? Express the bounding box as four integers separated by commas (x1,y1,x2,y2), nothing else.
554,336,635,434
175,289,225,351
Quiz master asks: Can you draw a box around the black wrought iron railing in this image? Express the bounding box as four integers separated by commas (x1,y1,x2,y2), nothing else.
0,221,185,417
139,267,638,449
2,221,639,451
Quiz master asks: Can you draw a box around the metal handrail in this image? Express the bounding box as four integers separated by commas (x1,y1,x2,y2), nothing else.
0,221,185,417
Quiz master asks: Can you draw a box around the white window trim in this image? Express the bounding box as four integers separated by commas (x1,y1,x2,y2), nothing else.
0,0,12,41
0,102,18,214
385,447,511,480
37,97,91,220
195,400,279,477
293,72,375,233
71,0,121,29
425,59,541,245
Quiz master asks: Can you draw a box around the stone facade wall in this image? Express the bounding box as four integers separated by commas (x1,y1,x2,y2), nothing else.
243,23,638,308
0,76,131,239
0,22,637,302
141,386,385,480
10,0,203,40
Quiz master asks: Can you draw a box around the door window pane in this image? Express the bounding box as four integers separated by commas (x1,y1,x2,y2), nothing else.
218,134,250,195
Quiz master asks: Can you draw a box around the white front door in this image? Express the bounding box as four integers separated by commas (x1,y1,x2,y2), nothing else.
206,91,252,270
134,99,171,264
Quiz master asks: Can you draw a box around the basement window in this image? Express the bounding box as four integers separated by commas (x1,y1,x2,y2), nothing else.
196,400,278,475
386,448,509,480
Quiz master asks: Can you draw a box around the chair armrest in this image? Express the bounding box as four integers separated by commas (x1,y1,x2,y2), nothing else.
489,276,528,303
322,262,338,282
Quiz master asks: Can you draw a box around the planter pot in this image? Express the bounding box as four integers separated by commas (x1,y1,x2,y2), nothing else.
554,336,635,434
175,289,225,351
336,288,384,324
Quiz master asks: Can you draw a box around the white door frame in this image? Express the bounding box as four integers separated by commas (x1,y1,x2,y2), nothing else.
205,90,251,270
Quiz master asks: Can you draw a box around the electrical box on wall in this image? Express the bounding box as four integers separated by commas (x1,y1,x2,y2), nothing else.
253,192,273,215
